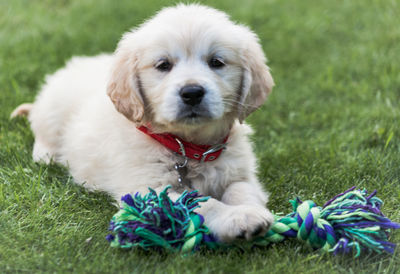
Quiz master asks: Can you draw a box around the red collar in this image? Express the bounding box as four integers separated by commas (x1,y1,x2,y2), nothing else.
137,126,228,162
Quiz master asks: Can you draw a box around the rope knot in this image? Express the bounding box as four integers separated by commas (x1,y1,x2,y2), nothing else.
291,199,337,250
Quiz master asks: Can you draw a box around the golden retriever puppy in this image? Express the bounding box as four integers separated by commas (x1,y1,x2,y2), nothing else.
12,4,274,242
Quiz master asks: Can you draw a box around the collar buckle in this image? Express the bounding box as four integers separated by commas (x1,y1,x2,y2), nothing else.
200,143,227,162
174,138,188,168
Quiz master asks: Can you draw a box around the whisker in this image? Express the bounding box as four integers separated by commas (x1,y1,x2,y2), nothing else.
222,98,253,108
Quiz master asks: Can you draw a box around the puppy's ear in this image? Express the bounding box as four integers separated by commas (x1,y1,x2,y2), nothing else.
238,31,274,122
107,39,144,124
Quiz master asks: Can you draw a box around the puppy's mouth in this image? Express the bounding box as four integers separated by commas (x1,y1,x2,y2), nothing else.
176,106,213,124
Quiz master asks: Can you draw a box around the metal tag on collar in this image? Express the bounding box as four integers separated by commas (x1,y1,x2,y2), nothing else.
174,138,190,190
200,143,227,162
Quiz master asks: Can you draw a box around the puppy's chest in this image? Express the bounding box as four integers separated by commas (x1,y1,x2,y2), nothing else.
168,154,246,197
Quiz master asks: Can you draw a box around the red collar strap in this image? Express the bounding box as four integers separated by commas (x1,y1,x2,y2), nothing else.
137,126,228,162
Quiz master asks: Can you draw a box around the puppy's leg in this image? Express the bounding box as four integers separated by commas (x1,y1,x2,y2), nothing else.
221,181,268,206
32,137,56,164
195,182,274,242
151,184,272,242
11,103,57,164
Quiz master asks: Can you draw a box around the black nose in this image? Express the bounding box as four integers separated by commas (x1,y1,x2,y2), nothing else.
179,85,205,106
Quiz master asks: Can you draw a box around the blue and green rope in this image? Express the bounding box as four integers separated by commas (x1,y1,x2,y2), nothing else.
106,186,400,257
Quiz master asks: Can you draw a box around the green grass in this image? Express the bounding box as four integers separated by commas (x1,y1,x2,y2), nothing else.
1,0,400,272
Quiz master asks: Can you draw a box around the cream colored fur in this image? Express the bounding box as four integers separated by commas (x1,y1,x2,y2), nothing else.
12,4,275,242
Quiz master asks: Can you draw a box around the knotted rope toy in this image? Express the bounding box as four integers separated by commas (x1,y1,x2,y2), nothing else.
106,186,400,257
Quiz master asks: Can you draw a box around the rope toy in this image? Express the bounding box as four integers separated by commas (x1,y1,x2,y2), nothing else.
106,186,400,257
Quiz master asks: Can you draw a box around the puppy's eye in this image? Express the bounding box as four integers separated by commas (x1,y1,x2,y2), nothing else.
155,59,172,72
208,57,225,69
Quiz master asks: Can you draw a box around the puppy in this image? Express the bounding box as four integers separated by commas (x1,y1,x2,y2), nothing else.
12,4,275,242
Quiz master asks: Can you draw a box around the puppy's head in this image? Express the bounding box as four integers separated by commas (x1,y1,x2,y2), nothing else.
107,4,274,141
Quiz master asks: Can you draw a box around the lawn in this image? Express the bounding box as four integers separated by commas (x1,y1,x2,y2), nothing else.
1,0,399,272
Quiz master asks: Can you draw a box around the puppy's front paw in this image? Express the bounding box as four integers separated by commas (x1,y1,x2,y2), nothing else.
206,205,274,242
